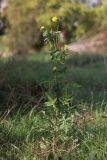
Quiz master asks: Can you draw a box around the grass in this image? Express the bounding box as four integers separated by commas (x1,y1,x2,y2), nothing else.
1,52,107,159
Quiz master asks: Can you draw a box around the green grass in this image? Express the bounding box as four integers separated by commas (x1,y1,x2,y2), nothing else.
1,106,107,159
1,52,107,159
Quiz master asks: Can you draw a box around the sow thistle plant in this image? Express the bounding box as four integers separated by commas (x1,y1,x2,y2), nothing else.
41,17,67,73
41,16,70,115
41,16,74,159
37,17,78,159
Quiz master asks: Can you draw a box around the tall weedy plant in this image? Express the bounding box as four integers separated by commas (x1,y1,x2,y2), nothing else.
39,17,75,159
41,16,70,115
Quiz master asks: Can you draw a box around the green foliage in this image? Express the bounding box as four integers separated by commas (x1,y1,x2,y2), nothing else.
41,17,67,70
41,17,70,117
6,0,44,54
3,0,107,54
1,105,107,159
1,52,107,159
94,5,107,30
1,3,107,158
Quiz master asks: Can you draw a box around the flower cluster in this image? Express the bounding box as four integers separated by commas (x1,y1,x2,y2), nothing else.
41,16,68,67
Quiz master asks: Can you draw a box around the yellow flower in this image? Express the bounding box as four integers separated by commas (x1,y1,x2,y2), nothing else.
64,45,68,49
52,16,58,22
40,26,45,30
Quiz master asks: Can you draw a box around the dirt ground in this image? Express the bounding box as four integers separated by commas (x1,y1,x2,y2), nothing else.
68,30,107,54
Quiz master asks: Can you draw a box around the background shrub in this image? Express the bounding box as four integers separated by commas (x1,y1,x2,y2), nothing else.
0,0,107,54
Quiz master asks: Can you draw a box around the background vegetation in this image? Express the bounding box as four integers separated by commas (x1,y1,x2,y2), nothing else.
0,0,107,54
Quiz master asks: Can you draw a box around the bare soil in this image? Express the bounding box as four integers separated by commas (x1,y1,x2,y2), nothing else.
68,30,107,54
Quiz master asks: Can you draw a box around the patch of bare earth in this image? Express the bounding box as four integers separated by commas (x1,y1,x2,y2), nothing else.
68,30,107,54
